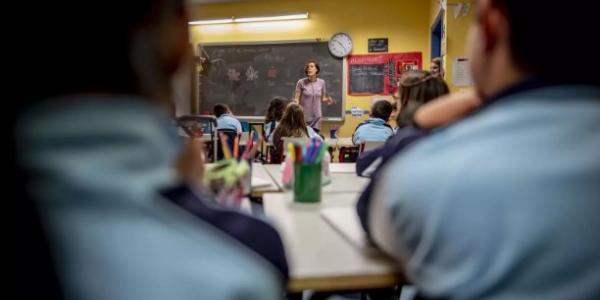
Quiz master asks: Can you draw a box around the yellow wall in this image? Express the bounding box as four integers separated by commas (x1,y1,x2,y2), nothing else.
188,0,431,138
444,1,475,92
429,0,443,71
427,1,476,92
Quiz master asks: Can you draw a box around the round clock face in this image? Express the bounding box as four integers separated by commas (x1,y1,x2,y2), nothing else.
328,33,352,58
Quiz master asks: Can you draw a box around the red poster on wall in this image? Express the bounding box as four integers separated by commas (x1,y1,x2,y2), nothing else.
347,52,422,96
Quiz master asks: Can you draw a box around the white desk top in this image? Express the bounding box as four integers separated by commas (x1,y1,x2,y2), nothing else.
335,137,355,148
262,164,369,193
263,192,400,292
324,137,355,148
250,163,281,196
328,163,357,173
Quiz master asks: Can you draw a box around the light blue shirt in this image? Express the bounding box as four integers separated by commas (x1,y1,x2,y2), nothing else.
264,121,278,139
307,126,322,140
18,96,284,300
216,113,242,133
370,86,600,299
352,117,394,145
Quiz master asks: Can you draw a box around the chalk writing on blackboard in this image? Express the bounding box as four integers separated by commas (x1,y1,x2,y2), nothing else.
349,64,385,94
198,41,344,120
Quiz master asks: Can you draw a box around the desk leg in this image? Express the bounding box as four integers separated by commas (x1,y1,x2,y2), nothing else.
249,196,264,217
286,292,302,300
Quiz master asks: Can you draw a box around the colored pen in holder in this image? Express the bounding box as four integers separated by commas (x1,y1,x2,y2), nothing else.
283,138,330,203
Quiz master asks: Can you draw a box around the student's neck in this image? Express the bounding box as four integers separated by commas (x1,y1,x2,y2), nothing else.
479,51,530,99
308,75,317,82
482,71,529,100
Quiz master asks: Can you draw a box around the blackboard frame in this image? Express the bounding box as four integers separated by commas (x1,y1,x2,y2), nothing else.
196,40,347,122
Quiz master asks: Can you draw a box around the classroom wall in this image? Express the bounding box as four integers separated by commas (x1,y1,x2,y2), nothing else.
429,0,476,92
188,0,431,138
445,1,475,92
430,0,442,29
429,0,443,71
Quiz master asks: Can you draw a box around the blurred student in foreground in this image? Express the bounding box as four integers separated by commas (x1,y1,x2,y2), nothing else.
16,1,287,299
363,0,600,299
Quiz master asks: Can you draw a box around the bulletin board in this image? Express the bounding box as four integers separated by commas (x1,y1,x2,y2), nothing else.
347,52,422,96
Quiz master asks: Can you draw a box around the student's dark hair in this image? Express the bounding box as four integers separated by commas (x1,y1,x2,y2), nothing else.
431,57,442,67
24,0,187,102
304,60,321,76
490,0,598,84
265,97,289,124
371,100,393,121
12,1,186,296
213,103,229,118
397,70,449,127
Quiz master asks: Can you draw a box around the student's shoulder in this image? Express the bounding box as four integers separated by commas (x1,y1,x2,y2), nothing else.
383,113,507,188
381,123,394,133
225,114,241,122
355,119,371,128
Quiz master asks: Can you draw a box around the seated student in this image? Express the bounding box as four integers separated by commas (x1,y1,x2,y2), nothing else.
355,70,449,177
214,103,242,134
363,0,600,299
16,1,288,299
352,100,394,145
357,90,481,228
264,96,288,141
271,103,322,162
430,57,445,78
390,102,399,132
396,70,450,129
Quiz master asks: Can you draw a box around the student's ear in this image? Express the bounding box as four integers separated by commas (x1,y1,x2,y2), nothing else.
130,4,189,106
478,0,509,54
160,6,190,75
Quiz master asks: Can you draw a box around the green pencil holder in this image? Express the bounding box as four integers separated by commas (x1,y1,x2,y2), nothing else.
293,162,322,203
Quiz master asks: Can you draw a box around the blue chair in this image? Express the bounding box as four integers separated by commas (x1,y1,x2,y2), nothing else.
240,121,251,132
216,129,240,161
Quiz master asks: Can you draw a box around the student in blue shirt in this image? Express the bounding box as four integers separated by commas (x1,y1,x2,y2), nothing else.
15,1,288,299
352,100,394,145
363,1,600,299
214,103,242,133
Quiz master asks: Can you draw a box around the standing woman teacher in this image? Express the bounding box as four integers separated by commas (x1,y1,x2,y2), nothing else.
293,60,333,132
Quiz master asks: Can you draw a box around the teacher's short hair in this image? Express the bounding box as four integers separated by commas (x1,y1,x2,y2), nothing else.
304,59,320,76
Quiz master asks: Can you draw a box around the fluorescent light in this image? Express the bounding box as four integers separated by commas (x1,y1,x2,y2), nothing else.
188,13,309,26
188,18,233,25
235,13,309,23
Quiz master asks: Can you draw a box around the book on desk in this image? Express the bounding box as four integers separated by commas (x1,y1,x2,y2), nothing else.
321,206,380,255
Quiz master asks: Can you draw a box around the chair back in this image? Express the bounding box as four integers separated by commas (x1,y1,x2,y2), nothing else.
360,140,385,153
175,115,218,161
216,129,240,161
